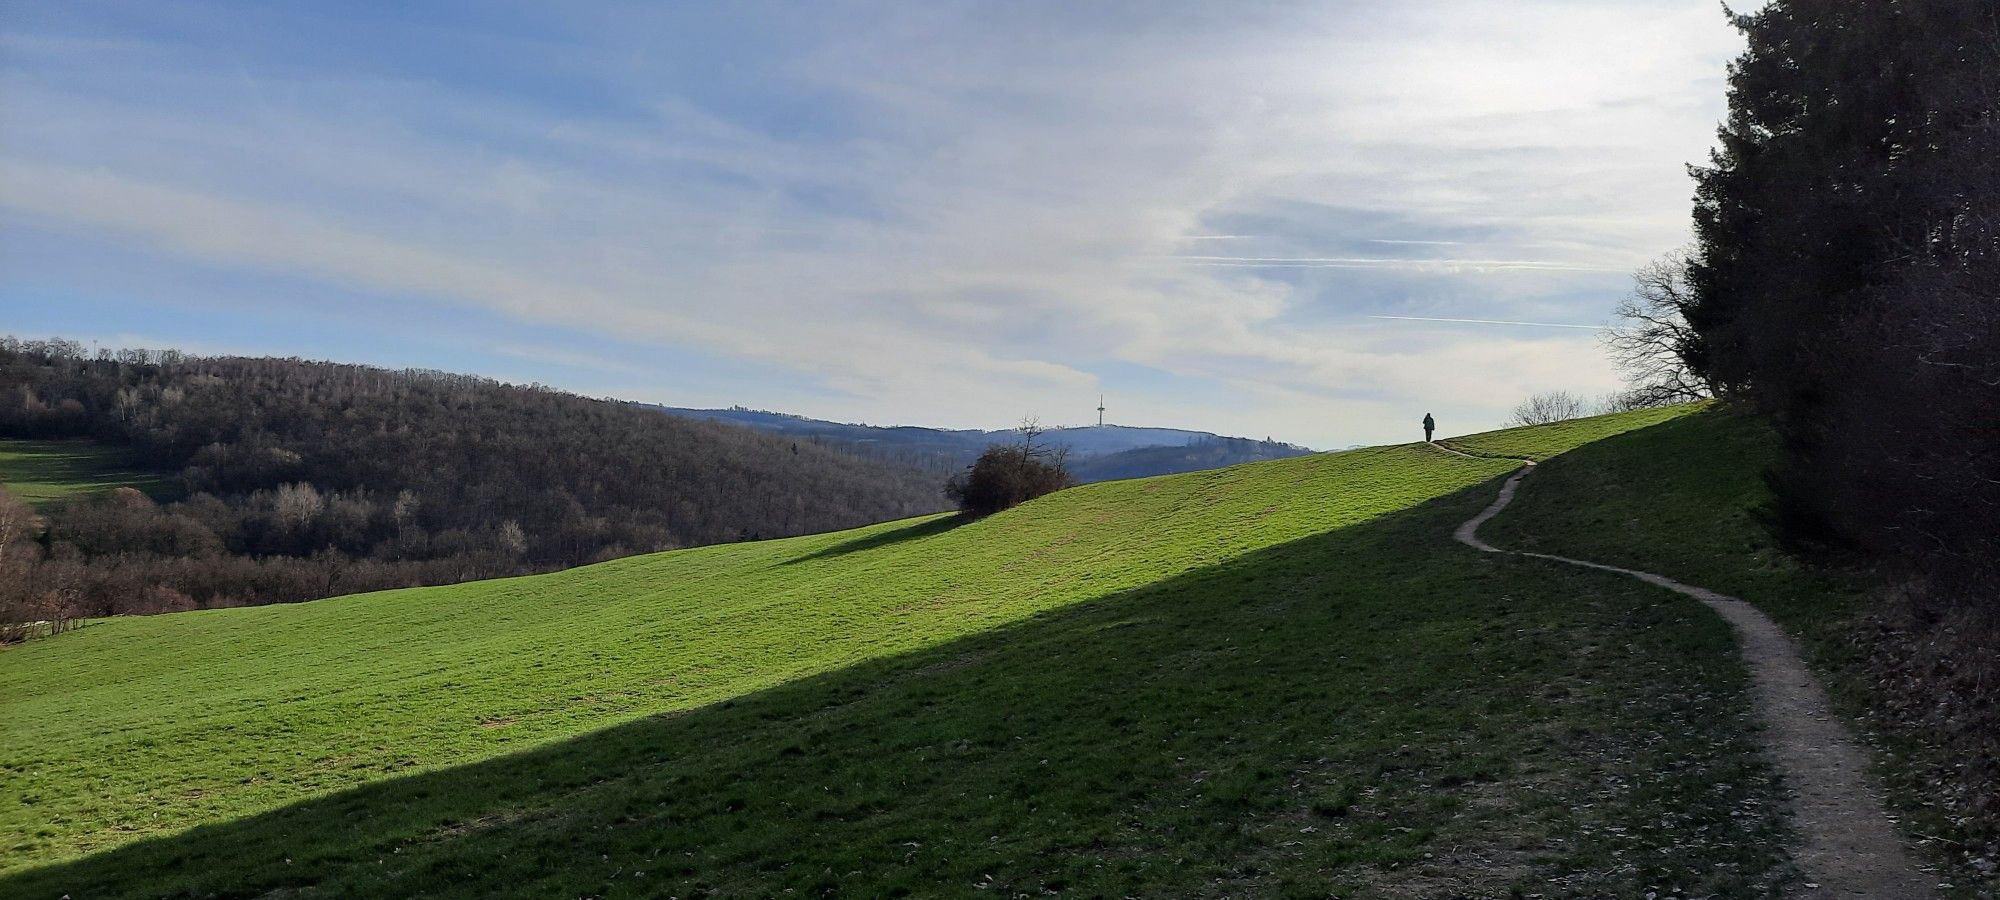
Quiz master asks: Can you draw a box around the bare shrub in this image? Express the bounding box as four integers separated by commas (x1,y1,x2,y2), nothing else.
1597,388,1679,414
3,558,86,643
944,421,1074,517
1848,586,2000,867
1506,391,1589,427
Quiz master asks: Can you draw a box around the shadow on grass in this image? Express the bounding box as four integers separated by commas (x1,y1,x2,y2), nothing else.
782,513,967,565
3,468,1776,899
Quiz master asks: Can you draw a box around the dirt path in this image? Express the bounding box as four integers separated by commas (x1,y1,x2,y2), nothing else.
1457,462,1935,898
1423,440,1481,461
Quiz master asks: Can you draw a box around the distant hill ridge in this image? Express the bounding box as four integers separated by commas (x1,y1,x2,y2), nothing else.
644,405,1313,481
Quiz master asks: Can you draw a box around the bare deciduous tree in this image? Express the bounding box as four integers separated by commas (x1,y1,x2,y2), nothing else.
274,482,324,533
1604,251,1713,406
496,520,528,557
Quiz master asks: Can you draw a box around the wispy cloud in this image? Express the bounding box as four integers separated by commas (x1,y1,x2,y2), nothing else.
0,1,1739,445
1367,315,1608,330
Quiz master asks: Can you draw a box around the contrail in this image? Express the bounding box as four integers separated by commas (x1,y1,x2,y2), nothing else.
1172,255,1616,273
1367,314,1607,330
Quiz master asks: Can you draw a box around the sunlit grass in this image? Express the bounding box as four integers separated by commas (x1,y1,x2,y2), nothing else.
0,439,176,509
1443,404,1698,461
1,407,1795,896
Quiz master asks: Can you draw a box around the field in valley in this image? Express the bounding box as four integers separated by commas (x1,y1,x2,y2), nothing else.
0,439,177,509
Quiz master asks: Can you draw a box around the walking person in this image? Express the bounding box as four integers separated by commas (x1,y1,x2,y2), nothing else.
1422,412,1436,443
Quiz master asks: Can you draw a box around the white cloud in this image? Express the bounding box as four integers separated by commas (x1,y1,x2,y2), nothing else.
0,1,1742,445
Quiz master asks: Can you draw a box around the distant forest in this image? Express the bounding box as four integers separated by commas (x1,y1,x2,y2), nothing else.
652,406,1312,481
1067,437,1307,482
0,338,945,622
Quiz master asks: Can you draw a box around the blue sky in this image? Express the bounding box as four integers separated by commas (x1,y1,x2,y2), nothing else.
1,1,1742,447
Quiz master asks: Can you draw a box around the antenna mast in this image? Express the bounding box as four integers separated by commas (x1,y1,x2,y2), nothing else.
1097,395,1106,427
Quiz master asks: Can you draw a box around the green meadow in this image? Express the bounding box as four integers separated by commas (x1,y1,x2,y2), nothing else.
0,439,177,509
3,407,1811,897
1471,405,1853,628
1442,404,1691,461
1475,408,1993,879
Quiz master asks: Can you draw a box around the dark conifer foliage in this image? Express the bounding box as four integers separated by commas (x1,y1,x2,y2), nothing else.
0,338,944,620
1682,0,1999,606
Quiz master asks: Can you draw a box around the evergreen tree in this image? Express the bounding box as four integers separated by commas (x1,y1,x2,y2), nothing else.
1684,0,1999,597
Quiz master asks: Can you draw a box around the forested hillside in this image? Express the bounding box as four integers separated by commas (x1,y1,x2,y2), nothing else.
0,338,944,622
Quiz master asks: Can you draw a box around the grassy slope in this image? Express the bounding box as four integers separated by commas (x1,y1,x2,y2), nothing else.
1471,405,1857,629
0,438,176,509
1480,406,1991,896
1442,404,1694,462
1,408,1794,897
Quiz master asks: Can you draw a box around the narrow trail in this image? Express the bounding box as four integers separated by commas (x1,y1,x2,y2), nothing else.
1451,454,1935,898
